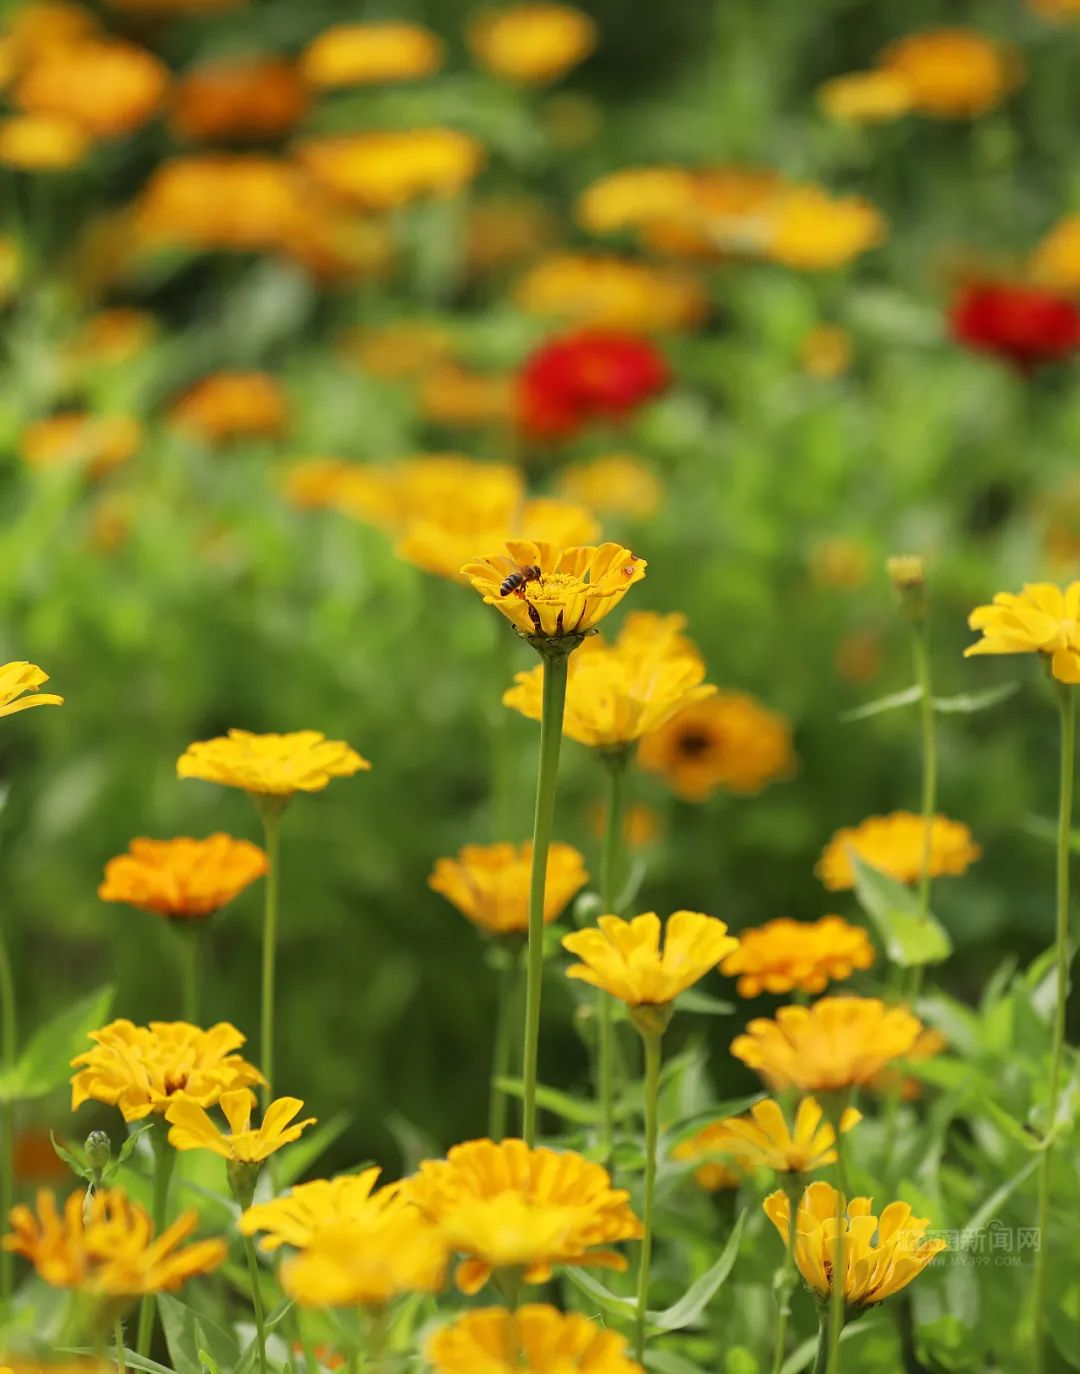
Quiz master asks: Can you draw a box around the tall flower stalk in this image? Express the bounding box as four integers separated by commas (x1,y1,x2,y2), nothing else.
771,1175,803,1374
597,749,630,1159
488,945,521,1140
0,927,16,1311
136,1122,175,1357
253,798,285,1106
631,1003,670,1362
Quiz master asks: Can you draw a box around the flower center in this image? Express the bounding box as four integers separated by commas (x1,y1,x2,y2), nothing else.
675,728,713,759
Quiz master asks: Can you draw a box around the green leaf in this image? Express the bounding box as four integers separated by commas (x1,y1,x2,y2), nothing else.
932,683,1019,713
850,853,952,967
562,1266,637,1320
979,1098,1044,1152
108,1123,154,1175
158,1294,239,1374
50,1131,93,1183
650,1210,746,1331
274,1112,351,1187
495,1077,630,1125
963,1155,1041,1233
780,1317,885,1374
839,684,922,722
675,989,734,1017
665,1095,765,1147
1022,815,1080,855
646,1353,710,1374
0,985,114,1102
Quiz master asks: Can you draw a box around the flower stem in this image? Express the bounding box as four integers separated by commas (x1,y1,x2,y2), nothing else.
136,1123,175,1357
243,1236,269,1374
771,1179,802,1374
176,925,201,1025
258,808,283,1106
115,1318,127,1373
825,1108,849,1374
0,924,17,1312
634,1028,662,1363
489,950,518,1140
521,650,570,1146
1032,681,1075,1374
904,623,937,1005
812,1312,831,1374
598,752,629,1162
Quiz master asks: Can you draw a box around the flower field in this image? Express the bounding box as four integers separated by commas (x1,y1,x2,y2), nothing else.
1,2,1080,1372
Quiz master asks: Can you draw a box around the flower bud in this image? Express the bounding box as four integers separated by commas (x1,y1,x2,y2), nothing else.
886,555,928,621
84,1130,111,1173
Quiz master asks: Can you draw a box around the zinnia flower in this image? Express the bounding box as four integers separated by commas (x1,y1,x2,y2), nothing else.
1031,214,1080,291
816,812,981,891
71,1019,264,1121
720,916,875,998
300,22,443,87
0,113,89,169
575,166,698,237
169,372,288,443
817,71,913,123
950,282,1080,370
675,1098,861,1183
14,38,168,137
515,253,707,334
135,156,308,253
427,1305,644,1374
177,729,370,797
562,911,738,1008
0,662,63,718
20,412,141,477
171,59,309,142
964,580,1080,686
467,4,597,85
764,185,886,271
240,1168,391,1252
518,330,668,439
3,1188,225,1295
877,28,1020,119
429,842,588,937
763,1182,947,1307
731,996,922,1093
296,129,484,211
165,1089,314,1163
555,454,662,520
98,835,267,921
636,692,795,801
403,1138,641,1295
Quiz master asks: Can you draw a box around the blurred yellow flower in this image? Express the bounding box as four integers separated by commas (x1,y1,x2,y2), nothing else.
556,454,662,520
966,581,1080,683
720,916,875,998
3,1188,226,1295
515,254,707,333
564,911,737,1008
342,320,453,379
1030,0,1080,17
71,1019,264,1121
418,362,515,426
816,812,981,891
467,4,597,85
670,1131,742,1192
177,729,370,797
300,22,443,87
800,324,853,379
731,995,922,1093
429,841,588,937
99,835,268,921
817,70,913,123
588,799,661,850
404,1138,641,1294
809,536,868,589
282,459,380,517
3,2,99,62
20,412,141,477
63,308,157,371
169,372,287,443
868,1026,949,1101
763,1182,946,1305
281,1203,448,1307
107,0,240,11
675,1098,861,1180
637,692,795,801
576,166,697,236
0,237,21,305
311,455,520,533
282,212,395,284
427,1305,644,1374
296,129,484,211
1031,215,1080,290
166,1089,314,1163
135,155,307,253
171,58,309,142
0,662,63,718
765,185,885,270
0,113,88,168
15,38,168,137
878,28,1020,119
240,1167,391,1252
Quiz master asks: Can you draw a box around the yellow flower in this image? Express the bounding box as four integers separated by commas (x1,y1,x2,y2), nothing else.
555,454,662,520
418,362,514,426
429,842,588,937
575,166,697,236
763,1182,947,1306
14,38,168,138
0,113,89,168
166,1089,314,1163
296,130,484,211
427,1305,644,1374
63,309,157,371
504,612,714,749
462,540,645,641
169,372,287,443
515,254,707,334
816,812,981,891
467,5,597,85
670,1135,742,1193
177,729,370,797
720,916,875,998
403,1138,641,1294
563,911,738,1008
300,22,443,87
3,1188,225,1295
341,320,453,379
98,835,267,921
20,412,141,477
1031,215,1080,291
799,324,853,379
588,799,661,850
878,28,1020,119
966,581,1080,684
135,155,307,254
764,185,886,271
636,692,795,801
71,1019,264,1121
731,996,923,1093
240,1167,390,1252
0,662,63,719
675,1099,861,1185
868,1027,949,1102
817,71,913,123
809,537,869,590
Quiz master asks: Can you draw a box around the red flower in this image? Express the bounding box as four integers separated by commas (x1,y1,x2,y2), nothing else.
518,330,669,439
950,282,1080,371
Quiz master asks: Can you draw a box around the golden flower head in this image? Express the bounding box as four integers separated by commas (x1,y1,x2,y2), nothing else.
878,28,1020,119
300,22,443,87
240,1167,390,1252
403,1138,641,1294
763,1181,947,1307
71,1019,264,1121
177,729,370,797
166,1089,314,1164
720,916,875,998
636,691,795,801
1031,214,1080,291
169,372,287,444
0,662,63,719
171,58,309,143
966,581,1080,684
555,454,662,521
817,70,913,123
342,320,453,379
429,841,588,937
3,1187,225,1296
296,129,484,212
515,254,707,334
0,113,89,169
575,166,697,237
816,812,981,891
563,911,738,1009
99,834,267,921
670,1135,742,1192
799,324,853,380
20,412,141,477
135,155,307,254
462,540,645,644
14,38,168,138
427,1305,644,1374
764,185,886,271
731,996,923,1094
467,4,597,85
886,555,926,590
675,1097,861,1183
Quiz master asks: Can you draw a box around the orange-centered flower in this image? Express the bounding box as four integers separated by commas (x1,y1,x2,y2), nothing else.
720,916,875,997
636,692,795,801
177,729,370,796
427,1305,645,1374
166,1089,315,1163
965,581,1080,683
562,911,738,1007
99,834,268,920
675,1098,861,1181
816,812,981,891
0,661,63,718
429,842,588,937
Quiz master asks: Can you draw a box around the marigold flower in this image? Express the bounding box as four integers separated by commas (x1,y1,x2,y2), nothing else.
817,70,913,123
816,811,981,891
20,412,140,477
731,996,922,1094
300,22,443,87
71,1019,264,1121
0,113,89,168
518,330,668,440
878,28,1020,119
763,1182,946,1306
764,185,885,271
403,1138,641,1294
555,454,662,520
3,1187,225,1295
171,59,309,142
166,1089,314,1163
240,1167,390,1252
563,911,737,1008
467,4,596,85
1031,215,1080,291
99,835,267,921
15,38,167,138
427,1305,644,1374
675,1097,861,1186
950,282,1080,370
169,372,287,443
135,155,307,253
515,254,707,334
575,166,698,236
177,729,370,797
637,692,795,801
429,842,588,937
0,662,63,719
720,916,874,998
296,129,484,211
462,539,645,641
799,324,853,379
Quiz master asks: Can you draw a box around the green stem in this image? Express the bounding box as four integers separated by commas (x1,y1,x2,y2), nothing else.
243,1236,269,1374
176,925,201,1025
771,1180,801,1374
0,925,16,1311
488,951,517,1140
258,809,283,1106
598,753,629,1162
1032,682,1075,1374
634,1030,662,1363
904,624,937,1005
115,1318,127,1373
521,650,570,1146
812,1313,831,1374
826,1126,848,1374
136,1124,175,1358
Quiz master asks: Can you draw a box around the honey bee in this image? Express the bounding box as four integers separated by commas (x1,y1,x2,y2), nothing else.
499,564,542,597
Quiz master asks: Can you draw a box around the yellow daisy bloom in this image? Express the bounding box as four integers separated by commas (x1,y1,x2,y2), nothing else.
428,841,588,937
427,1305,644,1374
675,1098,861,1183
98,835,268,921
240,1168,392,1252
0,662,63,718
299,22,443,88
403,1138,642,1295
763,1181,947,1306
966,581,1080,684
636,692,795,801
731,996,923,1094
3,1188,225,1296
165,1089,315,1163
467,4,597,85
71,1019,264,1122
720,916,875,998
562,911,738,1008
281,1209,447,1307
177,729,370,797
816,812,981,891
462,540,646,641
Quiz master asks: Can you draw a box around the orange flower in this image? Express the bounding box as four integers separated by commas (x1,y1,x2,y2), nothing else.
63,309,157,372
467,4,597,85
135,155,308,253
720,916,875,998
878,28,1020,119
19,413,141,477
418,363,514,426
171,59,309,143
99,835,268,921
817,71,913,123
15,38,168,137
300,22,443,87
169,372,287,443
637,692,795,801
296,129,484,211
515,254,707,334
816,812,981,891
429,842,588,937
